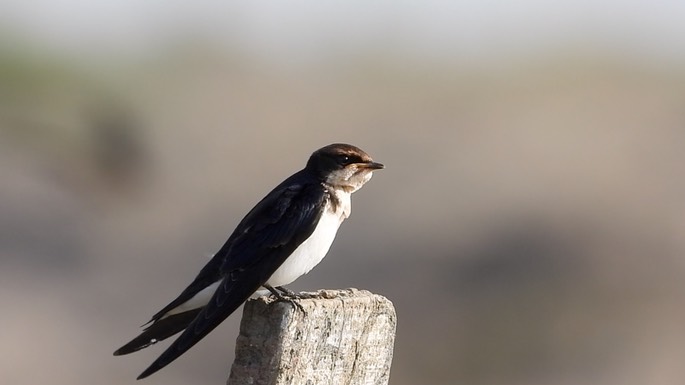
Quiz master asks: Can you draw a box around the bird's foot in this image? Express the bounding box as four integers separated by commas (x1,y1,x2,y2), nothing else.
264,285,306,314
274,285,297,296
276,286,320,299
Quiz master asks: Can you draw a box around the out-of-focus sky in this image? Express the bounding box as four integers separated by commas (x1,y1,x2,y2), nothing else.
2,3,685,385
2,1,685,62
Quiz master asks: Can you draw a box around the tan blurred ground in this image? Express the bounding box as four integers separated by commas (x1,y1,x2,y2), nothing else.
1,44,685,385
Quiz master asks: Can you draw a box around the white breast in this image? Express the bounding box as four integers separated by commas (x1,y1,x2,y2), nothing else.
266,190,350,287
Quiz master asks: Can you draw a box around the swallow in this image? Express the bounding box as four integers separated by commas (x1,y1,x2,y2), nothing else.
114,143,384,379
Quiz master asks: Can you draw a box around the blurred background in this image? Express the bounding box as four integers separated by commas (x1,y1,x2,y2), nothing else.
1,2,684,385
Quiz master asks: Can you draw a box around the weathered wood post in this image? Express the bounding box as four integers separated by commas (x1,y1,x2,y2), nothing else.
228,288,396,385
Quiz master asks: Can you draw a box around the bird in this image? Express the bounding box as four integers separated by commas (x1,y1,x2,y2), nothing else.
113,143,384,379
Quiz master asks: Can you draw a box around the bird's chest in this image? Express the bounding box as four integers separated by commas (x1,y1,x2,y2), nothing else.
266,192,351,287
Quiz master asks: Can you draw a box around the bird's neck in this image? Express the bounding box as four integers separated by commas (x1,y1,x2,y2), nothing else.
323,184,352,219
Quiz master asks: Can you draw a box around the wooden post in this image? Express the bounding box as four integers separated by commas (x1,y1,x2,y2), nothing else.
227,288,396,385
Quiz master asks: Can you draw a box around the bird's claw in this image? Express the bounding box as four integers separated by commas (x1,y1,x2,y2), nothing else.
274,296,306,314
264,285,307,315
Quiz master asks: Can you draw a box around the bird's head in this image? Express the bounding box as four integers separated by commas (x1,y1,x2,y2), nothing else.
306,143,384,192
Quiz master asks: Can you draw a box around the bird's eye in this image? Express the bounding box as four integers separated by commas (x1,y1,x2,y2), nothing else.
339,155,350,164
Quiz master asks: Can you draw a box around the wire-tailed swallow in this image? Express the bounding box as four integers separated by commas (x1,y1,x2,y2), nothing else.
114,143,384,379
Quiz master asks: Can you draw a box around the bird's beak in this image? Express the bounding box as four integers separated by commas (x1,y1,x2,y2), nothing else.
358,161,385,170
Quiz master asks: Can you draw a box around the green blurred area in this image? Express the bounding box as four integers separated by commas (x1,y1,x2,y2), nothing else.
2,10,685,385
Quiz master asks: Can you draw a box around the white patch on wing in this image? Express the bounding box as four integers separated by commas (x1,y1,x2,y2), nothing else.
159,280,221,319
266,189,351,287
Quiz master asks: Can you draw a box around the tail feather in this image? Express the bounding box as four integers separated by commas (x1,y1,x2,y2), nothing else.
136,277,260,379
113,309,201,356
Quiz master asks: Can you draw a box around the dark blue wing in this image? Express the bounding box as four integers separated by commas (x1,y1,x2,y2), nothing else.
137,175,326,379
219,180,325,273
146,256,224,323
